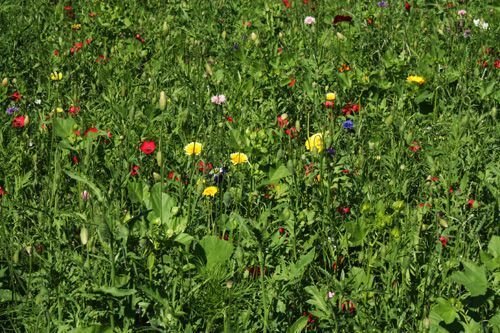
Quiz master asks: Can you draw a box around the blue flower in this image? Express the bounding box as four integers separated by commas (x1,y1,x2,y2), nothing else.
6,106,19,115
343,120,354,130
211,167,227,184
326,147,336,157
378,1,388,7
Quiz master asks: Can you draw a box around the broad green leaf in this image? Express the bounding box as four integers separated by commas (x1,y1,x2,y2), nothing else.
430,297,458,325
54,117,76,139
199,235,233,269
268,165,292,184
488,236,500,258
463,319,481,333
451,261,488,296
286,316,308,333
64,171,103,202
175,233,194,246
489,312,500,333
95,287,136,297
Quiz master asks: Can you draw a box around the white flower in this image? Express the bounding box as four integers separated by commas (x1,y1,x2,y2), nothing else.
473,18,489,30
34,99,41,105
211,94,226,105
304,16,316,25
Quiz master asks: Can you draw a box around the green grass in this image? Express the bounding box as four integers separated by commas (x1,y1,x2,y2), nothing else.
0,0,499,332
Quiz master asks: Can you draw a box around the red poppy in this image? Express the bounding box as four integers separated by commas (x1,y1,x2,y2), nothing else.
198,160,213,173
84,127,98,137
64,6,73,11
337,206,351,215
409,141,421,153
12,115,28,128
0,186,6,197
282,0,291,8
467,199,478,209
135,34,145,43
53,49,60,57
342,169,350,174
277,115,289,128
439,236,448,247
226,116,234,123
130,165,140,176
288,78,296,88
341,103,360,115
278,227,285,234
495,60,500,69
324,101,335,109
74,130,81,136
85,38,93,45
285,127,297,138
68,105,80,115
10,91,22,102
404,2,411,11
72,155,79,165
140,140,156,154
333,15,353,25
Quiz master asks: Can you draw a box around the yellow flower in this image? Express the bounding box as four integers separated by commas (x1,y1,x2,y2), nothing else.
326,92,336,101
230,152,249,165
406,75,425,85
202,186,218,197
305,133,324,152
184,142,203,156
71,23,81,30
50,71,63,81
55,107,64,113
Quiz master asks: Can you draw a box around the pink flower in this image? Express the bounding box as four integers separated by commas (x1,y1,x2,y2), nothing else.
304,16,316,25
211,94,226,105
457,10,467,16
81,190,90,201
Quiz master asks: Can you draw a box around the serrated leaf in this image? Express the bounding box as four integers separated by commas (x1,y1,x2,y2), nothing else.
304,286,329,318
451,261,487,296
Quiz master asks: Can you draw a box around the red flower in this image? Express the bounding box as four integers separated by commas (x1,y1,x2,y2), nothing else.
10,91,22,102
135,34,145,43
12,115,28,128
140,140,156,155
68,105,80,115
439,236,448,247
64,6,73,11
342,169,350,174
277,47,283,54
84,127,98,137
404,2,411,11
198,160,213,173
467,199,478,209
288,78,296,88
409,141,421,152
337,206,351,215
495,60,500,69
0,186,6,197
341,103,360,116
324,101,335,109
130,165,140,176
285,127,297,138
85,38,93,45
277,115,289,128
72,155,79,165
53,49,60,56
226,116,234,123
282,0,291,9
367,18,374,25
278,227,285,234
333,15,353,25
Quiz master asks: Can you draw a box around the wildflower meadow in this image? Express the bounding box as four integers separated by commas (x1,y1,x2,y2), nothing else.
0,0,499,332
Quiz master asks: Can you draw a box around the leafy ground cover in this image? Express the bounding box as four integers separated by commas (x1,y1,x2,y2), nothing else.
0,0,499,332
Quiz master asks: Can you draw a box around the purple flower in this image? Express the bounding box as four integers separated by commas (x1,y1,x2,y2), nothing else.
211,167,227,184
343,120,354,130
6,106,19,115
377,1,388,7
326,147,336,157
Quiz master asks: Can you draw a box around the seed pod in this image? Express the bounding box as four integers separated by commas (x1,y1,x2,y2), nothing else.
159,91,167,110
80,226,89,245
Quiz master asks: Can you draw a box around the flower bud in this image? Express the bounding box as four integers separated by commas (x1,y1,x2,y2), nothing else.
221,31,227,39
156,151,162,166
336,32,346,40
159,91,167,110
1,78,8,87
250,32,257,41
153,172,161,181
80,226,89,245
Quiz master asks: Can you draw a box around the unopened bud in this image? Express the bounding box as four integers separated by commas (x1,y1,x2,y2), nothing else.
80,226,89,245
1,78,8,87
222,31,227,39
250,32,258,41
159,91,167,110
